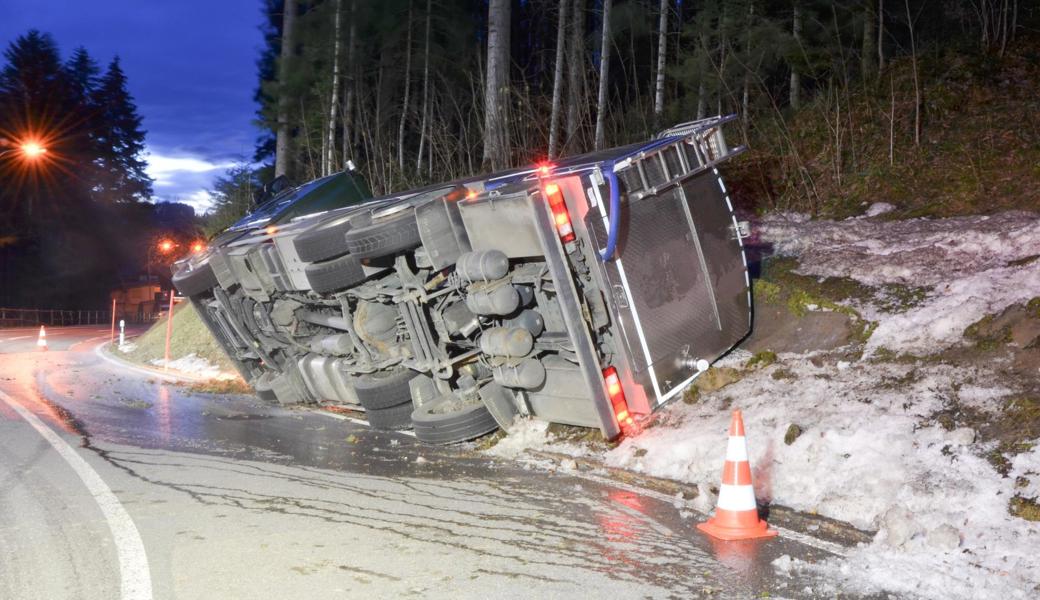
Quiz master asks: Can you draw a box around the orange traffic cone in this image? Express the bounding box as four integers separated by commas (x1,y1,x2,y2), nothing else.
37,326,48,351
697,409,778,541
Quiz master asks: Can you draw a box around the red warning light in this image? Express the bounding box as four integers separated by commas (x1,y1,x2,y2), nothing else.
543,182,574,243
603,366,634,431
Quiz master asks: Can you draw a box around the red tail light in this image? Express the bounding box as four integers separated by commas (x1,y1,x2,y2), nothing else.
603,366,634,430
544,182,575,243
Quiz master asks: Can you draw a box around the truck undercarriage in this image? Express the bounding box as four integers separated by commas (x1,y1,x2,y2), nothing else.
173,115,750,444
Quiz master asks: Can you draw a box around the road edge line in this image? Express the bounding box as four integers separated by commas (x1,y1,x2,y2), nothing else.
0,389,154,600
94,341,199,383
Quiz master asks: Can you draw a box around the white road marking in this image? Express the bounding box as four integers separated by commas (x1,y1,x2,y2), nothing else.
0,389,154,600
93,342,191,383
5,335,31,341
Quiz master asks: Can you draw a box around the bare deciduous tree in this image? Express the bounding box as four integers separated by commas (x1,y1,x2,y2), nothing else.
593,0,612,150
275,0,297,177
548,0,568,159
483,0,511,168
653,0,668,125
324,0,343,176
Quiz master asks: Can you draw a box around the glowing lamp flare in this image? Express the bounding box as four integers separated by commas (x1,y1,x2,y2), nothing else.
20,142,47,157
158,240,175,253
191,241,205,253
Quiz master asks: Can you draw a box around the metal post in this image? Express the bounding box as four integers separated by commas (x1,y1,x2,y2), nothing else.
163,291,174,372
110,298,117,344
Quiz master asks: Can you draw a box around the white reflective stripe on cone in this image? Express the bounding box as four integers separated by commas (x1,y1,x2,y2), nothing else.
717,483,758,512
726,436,748,461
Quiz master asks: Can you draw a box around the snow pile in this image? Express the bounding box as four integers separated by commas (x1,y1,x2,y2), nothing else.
485,419,553,459
117,341,137,353
149,353,234,380
864,202,895,217
760,211,1040,355
606,358,1040,598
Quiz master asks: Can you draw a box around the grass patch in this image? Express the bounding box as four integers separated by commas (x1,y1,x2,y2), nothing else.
186,378,252,395
123,302,237,373
745,350,778,369
963,313,1013,350
1009,496,1040,522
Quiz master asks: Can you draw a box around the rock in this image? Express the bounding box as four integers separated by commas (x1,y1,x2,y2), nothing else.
926,524,961,551
947,427,976,445
784,424,803,445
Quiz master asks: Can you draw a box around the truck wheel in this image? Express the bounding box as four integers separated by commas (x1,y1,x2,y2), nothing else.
365,401,415,431
344,211,421,259
293,214,354,262
172,262,218,297
354,366,417,410
410,395,499,445
304,254,366,293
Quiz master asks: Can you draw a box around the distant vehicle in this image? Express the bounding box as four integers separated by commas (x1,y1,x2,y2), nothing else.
172,115,750,444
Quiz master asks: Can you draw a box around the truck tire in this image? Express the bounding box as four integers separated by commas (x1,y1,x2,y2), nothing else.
172,262,218,297
344,211,421,259
354,366,417,410
293,215,354,262
365,401,415,430
304,254,366,293
410,395,499,445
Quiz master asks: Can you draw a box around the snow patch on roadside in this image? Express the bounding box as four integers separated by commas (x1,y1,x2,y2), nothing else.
149,353,235,380
117,342,137,353
760,211,1040,355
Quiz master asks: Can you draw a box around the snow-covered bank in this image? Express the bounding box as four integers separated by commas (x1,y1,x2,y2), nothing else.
759,210,1040,355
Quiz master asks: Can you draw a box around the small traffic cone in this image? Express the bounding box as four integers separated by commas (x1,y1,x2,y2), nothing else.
697,409,778,541
37,326,48,352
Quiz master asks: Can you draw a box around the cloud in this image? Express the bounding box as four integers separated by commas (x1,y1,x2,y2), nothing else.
145,148,236,213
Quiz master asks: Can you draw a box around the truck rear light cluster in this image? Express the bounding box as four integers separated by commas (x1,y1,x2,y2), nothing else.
543,183,575,243
603,366,634,431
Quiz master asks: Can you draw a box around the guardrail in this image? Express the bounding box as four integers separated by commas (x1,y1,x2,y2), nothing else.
0,308,113,328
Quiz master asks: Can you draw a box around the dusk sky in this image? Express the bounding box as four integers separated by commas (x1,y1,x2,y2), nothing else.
2,0,266,214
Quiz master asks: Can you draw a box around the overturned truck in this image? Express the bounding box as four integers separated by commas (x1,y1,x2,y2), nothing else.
172,116,751,444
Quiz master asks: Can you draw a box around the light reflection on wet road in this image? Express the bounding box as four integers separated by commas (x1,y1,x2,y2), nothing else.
0,328,839,599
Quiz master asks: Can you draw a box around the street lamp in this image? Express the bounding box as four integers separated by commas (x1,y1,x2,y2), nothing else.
0,138,49,219
0,140,48,160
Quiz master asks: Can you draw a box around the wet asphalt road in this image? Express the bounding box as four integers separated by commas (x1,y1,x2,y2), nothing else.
0,327,840,599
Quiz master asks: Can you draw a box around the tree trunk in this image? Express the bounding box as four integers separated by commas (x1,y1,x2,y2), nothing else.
341,0,356,167
741,0,754,142
653,0,668,125
878,0,885,75
483,0,511,169
905,0,921,146
397,1,413,171
275,0,297,178
325,0,343,176
565,0,584,152
548,0,568,159
862,0,877,81
416,0,432,173
696,33,707,119
790,2,802,110
593,0,612,150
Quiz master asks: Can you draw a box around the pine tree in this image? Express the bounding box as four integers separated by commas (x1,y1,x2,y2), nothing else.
91,57,152,204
